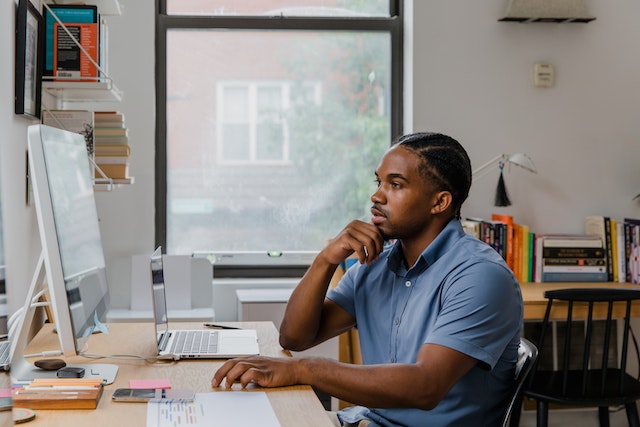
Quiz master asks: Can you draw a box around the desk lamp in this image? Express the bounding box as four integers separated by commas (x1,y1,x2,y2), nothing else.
472,153,537,207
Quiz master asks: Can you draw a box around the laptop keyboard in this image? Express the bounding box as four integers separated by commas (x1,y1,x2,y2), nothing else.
0,341,9,367
169,330,219,355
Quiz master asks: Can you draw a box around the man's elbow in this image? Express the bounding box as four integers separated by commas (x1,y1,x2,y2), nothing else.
279,332,313,352
408,386,447,411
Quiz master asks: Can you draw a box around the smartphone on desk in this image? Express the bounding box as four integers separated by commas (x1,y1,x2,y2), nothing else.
111,388,195,402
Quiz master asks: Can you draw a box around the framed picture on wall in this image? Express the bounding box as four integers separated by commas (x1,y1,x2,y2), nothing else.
15,0,43,119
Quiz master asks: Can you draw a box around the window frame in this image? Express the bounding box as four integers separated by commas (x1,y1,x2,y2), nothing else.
155,0,404,251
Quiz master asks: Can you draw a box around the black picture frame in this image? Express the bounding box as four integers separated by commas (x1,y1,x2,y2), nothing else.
15,0,43,119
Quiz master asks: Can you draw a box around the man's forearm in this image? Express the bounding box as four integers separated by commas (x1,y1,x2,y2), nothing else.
279,253,339,350
294,357,438,410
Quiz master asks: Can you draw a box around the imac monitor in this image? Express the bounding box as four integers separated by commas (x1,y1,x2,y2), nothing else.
11,124,116,382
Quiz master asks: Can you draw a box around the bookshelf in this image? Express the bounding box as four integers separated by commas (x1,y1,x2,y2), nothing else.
40,0,132,191
42,79,123,104
41,1,123,107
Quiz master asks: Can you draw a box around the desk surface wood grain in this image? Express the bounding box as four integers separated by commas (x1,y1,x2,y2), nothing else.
15,321,333,427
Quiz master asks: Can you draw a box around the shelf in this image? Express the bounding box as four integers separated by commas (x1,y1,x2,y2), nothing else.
42,79,123,103
48,0,122,16
94,177,134,191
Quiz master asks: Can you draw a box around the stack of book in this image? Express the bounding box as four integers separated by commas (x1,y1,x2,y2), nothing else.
624,218,640,284
93,111,131,183
534,234,607,282
462,214,534,284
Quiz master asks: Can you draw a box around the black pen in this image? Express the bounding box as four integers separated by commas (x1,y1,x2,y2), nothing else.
203,323,242,330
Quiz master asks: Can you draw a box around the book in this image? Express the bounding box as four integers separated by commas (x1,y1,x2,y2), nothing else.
584,215,614,281
542,247,606,258
542,257,606,266
541,235,604,248
41,109,94,155
542,265,607,274
94,111,124,123
610,219,619,282
616,221,627,282
94,135,129,145
94,127,128,137
93,155,129,164
43,5,98,77
492,214,514,272
53,22,99,80
518,224,531,283
94,144,131,156
541,271,608,282
624,218,640,283
461,219,481,238
512,223,523,281
95,163,129,179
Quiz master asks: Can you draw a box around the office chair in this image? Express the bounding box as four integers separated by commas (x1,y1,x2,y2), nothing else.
502,337,538,427
524,288,640,427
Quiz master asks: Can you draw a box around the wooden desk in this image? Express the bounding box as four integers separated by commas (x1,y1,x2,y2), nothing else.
521,282,640,320
16,321,333,427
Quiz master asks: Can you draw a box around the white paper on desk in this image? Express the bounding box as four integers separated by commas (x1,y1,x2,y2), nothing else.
146,392,281,427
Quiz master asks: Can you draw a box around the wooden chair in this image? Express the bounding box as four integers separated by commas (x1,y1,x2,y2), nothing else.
503,337,538,427
523,288,640,427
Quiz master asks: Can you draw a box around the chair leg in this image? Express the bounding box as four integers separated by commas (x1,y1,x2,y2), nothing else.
625,402,640,427
508,395,523,427
597,407,609,427
536,401,548,427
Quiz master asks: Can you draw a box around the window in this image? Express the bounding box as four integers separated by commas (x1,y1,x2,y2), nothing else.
157,0,403,254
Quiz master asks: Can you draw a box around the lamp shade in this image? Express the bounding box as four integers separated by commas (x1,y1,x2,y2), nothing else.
507,153,537,173
472,153,537,207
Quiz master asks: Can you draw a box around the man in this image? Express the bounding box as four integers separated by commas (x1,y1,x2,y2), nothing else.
212,132,524,426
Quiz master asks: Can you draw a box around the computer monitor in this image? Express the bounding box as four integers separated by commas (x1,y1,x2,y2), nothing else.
10,124,117,383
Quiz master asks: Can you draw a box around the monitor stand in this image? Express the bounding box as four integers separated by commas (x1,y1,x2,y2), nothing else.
11,357,118,385
9,252,118,385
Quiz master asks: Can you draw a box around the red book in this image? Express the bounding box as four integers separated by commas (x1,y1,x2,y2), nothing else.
53,22,99,81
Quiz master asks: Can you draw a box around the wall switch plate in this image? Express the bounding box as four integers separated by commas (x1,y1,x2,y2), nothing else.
534,63,554,87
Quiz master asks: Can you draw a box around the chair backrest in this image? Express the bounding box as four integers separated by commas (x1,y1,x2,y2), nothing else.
502,337,538,427
533,288,640,397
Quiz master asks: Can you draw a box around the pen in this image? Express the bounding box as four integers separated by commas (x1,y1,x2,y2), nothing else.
203,323,242,330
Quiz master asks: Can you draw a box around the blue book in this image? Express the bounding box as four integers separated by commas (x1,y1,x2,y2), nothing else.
43,5,98,76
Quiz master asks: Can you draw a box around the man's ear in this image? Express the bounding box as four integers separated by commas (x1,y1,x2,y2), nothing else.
431,191,453,215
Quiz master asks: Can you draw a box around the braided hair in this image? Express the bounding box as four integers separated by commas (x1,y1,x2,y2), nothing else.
393,132,472,219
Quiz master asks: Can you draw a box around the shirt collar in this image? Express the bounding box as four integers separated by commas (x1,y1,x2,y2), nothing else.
387,218,465,275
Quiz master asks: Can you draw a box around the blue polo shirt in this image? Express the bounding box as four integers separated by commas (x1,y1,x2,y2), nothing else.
326,219,524,427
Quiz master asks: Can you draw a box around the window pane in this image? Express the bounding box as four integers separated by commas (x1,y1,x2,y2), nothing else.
257,86,284,161
166,29,391,253
166,0,390,17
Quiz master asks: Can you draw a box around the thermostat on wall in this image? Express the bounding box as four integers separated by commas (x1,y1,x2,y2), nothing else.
534,63,554,87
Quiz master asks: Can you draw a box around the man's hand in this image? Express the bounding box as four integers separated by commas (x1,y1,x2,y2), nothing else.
211,356,299,389
322,220,385,266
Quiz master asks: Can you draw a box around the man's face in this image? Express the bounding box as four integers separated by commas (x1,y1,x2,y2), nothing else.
370,145,439,241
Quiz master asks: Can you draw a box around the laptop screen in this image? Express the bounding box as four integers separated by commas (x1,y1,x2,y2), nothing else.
150,247,169,339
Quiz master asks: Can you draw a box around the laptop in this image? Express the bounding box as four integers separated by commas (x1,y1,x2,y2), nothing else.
0,340,9,370
149,247,260,360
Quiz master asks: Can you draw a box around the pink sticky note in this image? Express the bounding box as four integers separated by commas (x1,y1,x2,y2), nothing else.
0,389,10,398
129,379,172,389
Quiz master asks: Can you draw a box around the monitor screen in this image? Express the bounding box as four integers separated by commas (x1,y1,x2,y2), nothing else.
27,124,110,355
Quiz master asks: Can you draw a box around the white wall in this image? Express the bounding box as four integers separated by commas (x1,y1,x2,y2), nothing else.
0,0,156,316
413,1,640,234
2,0,640,318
